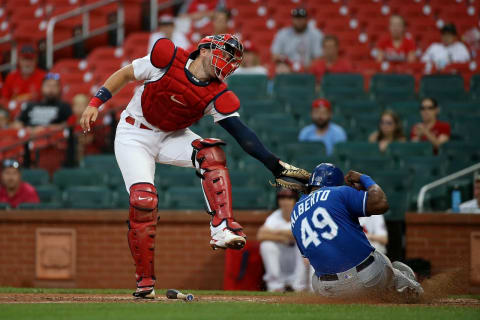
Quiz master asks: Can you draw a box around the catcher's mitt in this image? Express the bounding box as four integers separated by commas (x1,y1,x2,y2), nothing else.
270,161,311,193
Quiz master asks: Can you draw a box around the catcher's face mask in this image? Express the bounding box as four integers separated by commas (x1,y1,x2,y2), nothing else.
198,34,243,81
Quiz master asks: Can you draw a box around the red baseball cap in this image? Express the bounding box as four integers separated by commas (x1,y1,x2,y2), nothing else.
19,44,36,59
312,98,331,110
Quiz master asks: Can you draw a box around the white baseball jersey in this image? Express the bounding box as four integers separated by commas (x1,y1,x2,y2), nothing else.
358,215,388,254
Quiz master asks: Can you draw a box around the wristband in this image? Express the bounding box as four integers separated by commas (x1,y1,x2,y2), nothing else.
359,174,376,189
88,86,112,108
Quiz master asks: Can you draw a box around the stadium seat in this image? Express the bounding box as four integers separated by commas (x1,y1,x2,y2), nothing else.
348,156,395,175
64,186,112,209
350,114,379,141
35,185,62,204
335,100,380,118
257,126,300,147
470,74,480,100
232,186,267,209
165,186,205,210
384,193,409,221
420,74,466,102
273,74,316,96
404,155,447,178
370,73,415,94
227,74,268,100
0,203,10,209
241,99,281,119
17,202,63,210
387,142,433,159
450,115,479,141
250,113,298,129
156,170,196,190
387,100,420,118
53,168,106,189
21,169,50,186
374,169,411,192
322,73,364,91
444,101,480,116
82,154,117,170
283,142,327,162
333,142,382,160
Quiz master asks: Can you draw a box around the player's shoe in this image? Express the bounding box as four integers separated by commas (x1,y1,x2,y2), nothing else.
392,261,417,282
392,261,424,301
210,220,246,250
133,287,155,299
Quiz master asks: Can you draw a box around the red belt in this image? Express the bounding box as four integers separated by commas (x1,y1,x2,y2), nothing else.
125,116,152,130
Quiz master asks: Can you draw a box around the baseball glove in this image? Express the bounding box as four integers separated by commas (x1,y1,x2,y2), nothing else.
270,161,311,193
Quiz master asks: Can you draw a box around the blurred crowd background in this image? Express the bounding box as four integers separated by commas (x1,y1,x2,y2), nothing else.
0,0,479,218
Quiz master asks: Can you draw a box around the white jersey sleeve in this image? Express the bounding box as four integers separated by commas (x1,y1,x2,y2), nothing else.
204,102,239,123
132,55,166,81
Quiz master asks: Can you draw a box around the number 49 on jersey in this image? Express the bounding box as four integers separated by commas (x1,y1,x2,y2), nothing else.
300,207,339,248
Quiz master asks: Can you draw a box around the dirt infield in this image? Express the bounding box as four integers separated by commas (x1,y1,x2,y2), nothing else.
0,293,478,307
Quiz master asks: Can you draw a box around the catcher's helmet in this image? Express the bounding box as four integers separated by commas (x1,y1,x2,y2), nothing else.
308,163,344,188
197,34,243,81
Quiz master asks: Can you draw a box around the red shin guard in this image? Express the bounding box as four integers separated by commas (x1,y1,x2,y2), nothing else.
192,138,245,237
128,183,158,288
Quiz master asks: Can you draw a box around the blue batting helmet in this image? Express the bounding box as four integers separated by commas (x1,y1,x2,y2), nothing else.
308,163,344,188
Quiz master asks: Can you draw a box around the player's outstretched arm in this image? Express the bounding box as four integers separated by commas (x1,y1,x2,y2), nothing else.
345,170,389,215
218,116,310,182
80,64,135,132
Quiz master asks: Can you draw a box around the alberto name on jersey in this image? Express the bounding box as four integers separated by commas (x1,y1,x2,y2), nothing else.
290,186,374,276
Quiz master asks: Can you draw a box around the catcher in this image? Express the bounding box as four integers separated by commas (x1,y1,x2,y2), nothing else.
79,34,309,299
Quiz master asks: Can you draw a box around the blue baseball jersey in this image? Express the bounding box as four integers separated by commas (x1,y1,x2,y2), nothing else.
290,186,374,276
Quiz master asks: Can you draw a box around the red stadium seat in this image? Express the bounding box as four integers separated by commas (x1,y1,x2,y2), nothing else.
123,32,150,61
51,59,83,74
87,46,124,70
63,83,94,102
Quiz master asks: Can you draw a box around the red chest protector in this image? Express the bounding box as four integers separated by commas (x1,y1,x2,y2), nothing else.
140,39,240,132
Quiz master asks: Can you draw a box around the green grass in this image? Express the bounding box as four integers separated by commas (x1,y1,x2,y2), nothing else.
0,288,478,320
0,302,479,320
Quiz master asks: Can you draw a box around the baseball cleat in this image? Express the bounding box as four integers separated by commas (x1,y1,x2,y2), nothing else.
210,227,246,250
133,287,155,299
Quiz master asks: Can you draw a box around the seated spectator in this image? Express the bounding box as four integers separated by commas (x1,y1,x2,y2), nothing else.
271,7,323,69
421,23,470,69
411,98,450,152
310,35,352,83
459,172,480,214
0,159,39,208
13,73,72,133
298,98,347,155
257,189,308,292
235,40,267,75
359,215,389,254
67,94,93,164
368,110,406,152
0,108,9,129
148,15,191,52
1,45,46,112
376,15,416,63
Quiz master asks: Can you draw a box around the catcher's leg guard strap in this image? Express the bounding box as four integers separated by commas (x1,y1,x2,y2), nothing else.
191,138,243,232
128,183,158,287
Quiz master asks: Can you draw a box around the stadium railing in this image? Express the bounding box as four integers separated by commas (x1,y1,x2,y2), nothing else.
417,162,480,212
0,34,16,73
46,0,125,69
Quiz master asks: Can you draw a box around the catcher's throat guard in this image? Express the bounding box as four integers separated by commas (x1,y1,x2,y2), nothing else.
198,34,243,81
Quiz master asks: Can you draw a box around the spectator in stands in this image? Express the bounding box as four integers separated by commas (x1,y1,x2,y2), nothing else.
369,110,406,152
235,40,267,75
376,15,416,63
212,7,232,35
411,98,450,152
271,7,323,69
67,94,93,164
421,23,470,69
310,35,352,83
258,188,308,292
0,159,39,208
13,73,72,133
0,108,9,129
1,45,46,110
298,98,347,155
459,172,480,214
359,215,389,255
148,15,191,52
